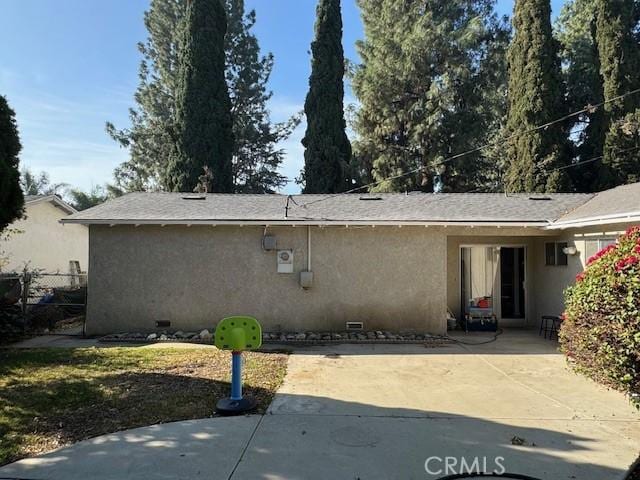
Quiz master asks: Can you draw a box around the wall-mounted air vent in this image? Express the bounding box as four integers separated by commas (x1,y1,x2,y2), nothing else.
182,195,206,200
359,196,383,201
529,196,552,201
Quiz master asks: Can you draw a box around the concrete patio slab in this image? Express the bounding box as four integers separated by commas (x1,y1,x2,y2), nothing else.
233,413,629,480
0,417,260,480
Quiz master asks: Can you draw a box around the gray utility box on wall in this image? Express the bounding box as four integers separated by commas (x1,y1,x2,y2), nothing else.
262,235,277,251
300,271,313,289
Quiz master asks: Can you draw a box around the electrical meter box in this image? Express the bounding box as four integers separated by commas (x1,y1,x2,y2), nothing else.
277,249,294,273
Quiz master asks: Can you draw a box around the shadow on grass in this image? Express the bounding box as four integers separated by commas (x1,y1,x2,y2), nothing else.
0,348,285,467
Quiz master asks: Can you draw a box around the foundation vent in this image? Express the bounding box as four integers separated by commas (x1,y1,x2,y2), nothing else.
346,321,364,331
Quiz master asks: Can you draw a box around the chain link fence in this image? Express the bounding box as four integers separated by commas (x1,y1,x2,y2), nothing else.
0,272,87,339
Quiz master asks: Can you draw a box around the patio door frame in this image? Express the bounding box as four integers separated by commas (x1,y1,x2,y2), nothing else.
459,244,529,325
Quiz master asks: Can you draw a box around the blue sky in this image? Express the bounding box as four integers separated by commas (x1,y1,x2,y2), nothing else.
0,0,566,194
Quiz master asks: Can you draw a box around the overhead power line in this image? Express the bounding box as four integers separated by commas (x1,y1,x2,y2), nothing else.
542,145,640,175
293,87,640,209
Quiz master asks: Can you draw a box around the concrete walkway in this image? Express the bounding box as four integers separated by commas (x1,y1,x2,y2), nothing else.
2,330,639,479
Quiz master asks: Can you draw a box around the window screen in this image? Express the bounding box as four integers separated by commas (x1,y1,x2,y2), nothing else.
556,242,568,266
586,238,616,261
600,238,616,249
545,242,556,266
585,240,599,260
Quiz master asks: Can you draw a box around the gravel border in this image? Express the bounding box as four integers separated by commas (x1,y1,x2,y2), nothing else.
98,330,453,346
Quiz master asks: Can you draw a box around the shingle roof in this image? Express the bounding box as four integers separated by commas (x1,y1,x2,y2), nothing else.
62,191,592,226
553,182,640,226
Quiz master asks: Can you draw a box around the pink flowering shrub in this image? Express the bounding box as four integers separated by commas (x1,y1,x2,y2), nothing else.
561,226,640,408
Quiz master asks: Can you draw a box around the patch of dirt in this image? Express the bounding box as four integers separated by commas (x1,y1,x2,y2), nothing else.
0,347,288,466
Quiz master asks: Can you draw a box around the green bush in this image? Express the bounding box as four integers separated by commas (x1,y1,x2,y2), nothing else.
560,226,640,408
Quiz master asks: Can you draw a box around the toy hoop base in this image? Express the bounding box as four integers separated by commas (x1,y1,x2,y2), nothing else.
215,396,257,416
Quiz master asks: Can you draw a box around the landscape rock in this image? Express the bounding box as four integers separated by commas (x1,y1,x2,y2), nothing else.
199,329,212,341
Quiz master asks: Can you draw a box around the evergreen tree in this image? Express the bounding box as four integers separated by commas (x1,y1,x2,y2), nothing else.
226,0,300,193
556,0,605,192
106,0,182,191
300,0,352,194
595,0,640,188
352,0,509,193
164,0,234,192
107,0,297,193
0,96,24,232
504,0,571,193
68,185,123,211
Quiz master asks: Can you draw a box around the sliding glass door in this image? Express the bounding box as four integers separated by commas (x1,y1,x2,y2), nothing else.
460,246,527,324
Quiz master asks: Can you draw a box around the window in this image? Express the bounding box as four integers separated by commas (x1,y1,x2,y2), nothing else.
545,243,556,266
556,242,568,266
585,238,617,260
545,241,569,266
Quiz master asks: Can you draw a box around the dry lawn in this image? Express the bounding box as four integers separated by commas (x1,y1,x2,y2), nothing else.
0,345,288,466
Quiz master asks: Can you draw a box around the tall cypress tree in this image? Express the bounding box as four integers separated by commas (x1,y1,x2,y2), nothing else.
300,0,352,194
108,0,295,193
595,0,640,188
0,96,24,232
164,0,234,192
504,0,570,193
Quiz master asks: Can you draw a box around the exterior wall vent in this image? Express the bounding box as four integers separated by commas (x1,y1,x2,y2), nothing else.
346,321,364,331
182,195,206,200
359,196,383,201
528,196,552,201
156,320,171,328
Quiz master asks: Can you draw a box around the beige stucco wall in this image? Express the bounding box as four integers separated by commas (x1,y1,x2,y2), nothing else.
87,224,448,335
533,221,639,318
1,201,88,273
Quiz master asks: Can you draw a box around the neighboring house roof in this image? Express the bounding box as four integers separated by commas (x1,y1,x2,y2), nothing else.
61,191,592,227
25,195,77,215
550,183,640,229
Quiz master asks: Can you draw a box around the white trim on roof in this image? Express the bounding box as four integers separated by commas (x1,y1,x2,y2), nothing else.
61,218,550,227
546,211,640,229
27,195,77,215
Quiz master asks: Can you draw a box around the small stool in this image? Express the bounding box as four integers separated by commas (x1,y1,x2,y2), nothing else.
540,315,561,339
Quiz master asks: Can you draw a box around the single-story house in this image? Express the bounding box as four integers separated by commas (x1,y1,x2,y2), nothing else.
61,182,640,336
1,195,88,274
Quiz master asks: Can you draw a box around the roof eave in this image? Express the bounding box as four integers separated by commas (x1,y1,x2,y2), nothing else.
546,211,640,230
27,195,77,215
61,218,550,228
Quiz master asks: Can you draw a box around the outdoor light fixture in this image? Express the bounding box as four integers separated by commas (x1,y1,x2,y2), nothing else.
563,246,578,256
